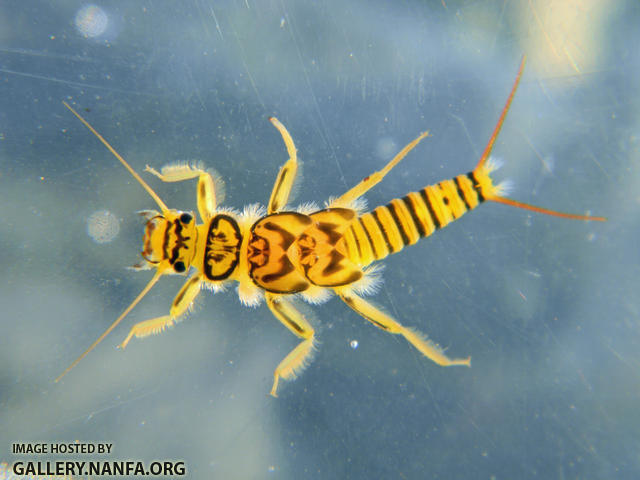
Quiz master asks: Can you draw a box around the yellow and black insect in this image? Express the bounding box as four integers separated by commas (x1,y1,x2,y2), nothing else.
56,57,605,396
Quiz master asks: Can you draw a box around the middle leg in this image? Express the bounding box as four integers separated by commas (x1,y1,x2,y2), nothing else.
266,293,315,397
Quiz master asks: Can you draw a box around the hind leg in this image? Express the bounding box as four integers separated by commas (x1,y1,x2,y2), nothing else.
331,131,430,208
338,290,470,367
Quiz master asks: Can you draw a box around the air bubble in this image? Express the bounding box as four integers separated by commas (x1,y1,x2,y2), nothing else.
75,5,109,38
375,137,397,160
350,340,359,349
87,210,120,244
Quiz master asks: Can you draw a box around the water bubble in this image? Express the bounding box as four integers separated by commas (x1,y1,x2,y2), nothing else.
375,137,397,160
87,210,120,244
75,5,109,38
350,340,359,349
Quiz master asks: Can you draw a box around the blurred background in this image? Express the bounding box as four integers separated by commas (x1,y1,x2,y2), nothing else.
1,1,638,478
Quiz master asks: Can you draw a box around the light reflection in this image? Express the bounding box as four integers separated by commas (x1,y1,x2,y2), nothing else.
75,5,109,38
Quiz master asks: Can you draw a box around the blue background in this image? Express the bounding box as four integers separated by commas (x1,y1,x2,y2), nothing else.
1,1,638,479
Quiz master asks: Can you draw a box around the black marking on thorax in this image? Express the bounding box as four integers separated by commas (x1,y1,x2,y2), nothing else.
203,214,242,280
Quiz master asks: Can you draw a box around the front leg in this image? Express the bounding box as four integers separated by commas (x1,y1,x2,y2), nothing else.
120,274,203,349
267,117,299,214
145,163,223,222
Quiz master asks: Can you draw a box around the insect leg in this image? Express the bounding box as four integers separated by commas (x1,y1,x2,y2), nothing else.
267,117,299,214
120,275,203,349
265,293,315,397
331,131,430,208
338,291,471,367
145,164,221,221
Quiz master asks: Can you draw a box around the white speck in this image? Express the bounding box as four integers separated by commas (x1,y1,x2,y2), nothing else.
75,5,109,38
350,340,359,349
87,210,120,244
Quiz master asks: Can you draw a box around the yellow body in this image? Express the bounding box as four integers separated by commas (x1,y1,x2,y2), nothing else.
56,57,605,396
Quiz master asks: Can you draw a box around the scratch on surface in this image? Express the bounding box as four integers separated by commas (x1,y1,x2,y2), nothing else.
0,47,98,63
449,112,478,159
523,133,553,174
184,62,208,113
35,387,159,436
535,78,557,107
210,5,224,40
278,0,347,188
229,21,265,109
0,68,157,97
563,45,581,74
457,401,497,449
528,0,561,59
194,0,212,38
604,341,637,370
586,151,611,182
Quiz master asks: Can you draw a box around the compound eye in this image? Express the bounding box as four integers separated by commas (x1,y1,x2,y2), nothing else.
173,261,186,273
180,212,193,224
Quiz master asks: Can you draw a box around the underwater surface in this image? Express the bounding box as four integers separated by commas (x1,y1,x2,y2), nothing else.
1,1,639,478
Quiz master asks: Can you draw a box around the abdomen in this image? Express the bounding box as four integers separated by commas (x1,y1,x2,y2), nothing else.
341,172,485,266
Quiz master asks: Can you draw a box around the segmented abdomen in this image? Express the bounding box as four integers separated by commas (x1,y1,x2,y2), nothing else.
342,172,486,266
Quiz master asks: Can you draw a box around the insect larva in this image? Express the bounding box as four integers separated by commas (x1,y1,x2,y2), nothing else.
56,56,605,396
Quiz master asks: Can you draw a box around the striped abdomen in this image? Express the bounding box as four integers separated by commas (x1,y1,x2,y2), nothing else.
341,171,489,266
